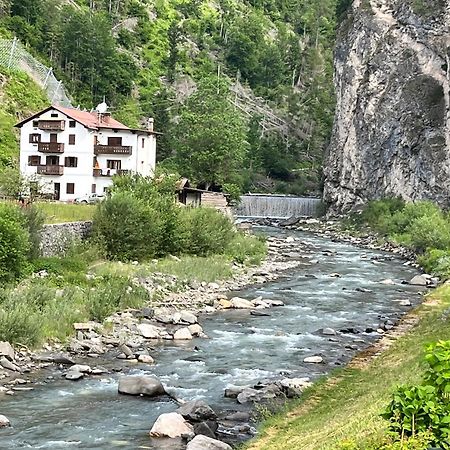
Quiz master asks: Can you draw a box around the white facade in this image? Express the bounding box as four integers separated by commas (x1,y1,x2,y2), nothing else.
17,106,157,202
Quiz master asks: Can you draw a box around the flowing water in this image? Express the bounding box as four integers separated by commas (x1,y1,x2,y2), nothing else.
235,195,322,218
0,229,425,449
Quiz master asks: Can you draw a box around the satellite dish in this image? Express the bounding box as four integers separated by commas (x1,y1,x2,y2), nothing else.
96,102,108,114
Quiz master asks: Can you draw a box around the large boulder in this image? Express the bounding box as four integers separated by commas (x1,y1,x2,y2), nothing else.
118,376,166,397
280,377,312,398
173,328,193,340
409,275,429,286
0,342,14,361
137,324,161,339
177,400,217,422
149,412,194,438
236,386,279,404
230,297,254,309
179,311,198,324
186,435,232,450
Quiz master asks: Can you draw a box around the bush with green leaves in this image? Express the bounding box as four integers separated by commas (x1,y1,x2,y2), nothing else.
181,207,235,256
93,192,163,261
381,341,450,448
0,202,31,282
418,249,450,280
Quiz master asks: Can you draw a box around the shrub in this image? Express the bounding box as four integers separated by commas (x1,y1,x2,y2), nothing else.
381,341,450,448
0,203,30,282
93,192,162,261
406,212,450,252
181,207,235,256
226,232,267,265
21,204,45,259
418,249,450,279
359,198,405,233
86,276,148,321
0,297,42,345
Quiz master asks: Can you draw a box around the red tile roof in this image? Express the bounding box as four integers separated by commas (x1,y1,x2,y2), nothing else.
55,106,130,130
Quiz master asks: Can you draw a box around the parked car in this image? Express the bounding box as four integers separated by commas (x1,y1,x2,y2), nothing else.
74,193,105,204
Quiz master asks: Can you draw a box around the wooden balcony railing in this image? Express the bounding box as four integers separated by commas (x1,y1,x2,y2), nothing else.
93,168,131,177
94,145,132,155
37,165,64,175
38,120,65,131
38,142,65,153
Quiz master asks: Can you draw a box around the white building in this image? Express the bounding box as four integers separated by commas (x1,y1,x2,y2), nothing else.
15,105,157,201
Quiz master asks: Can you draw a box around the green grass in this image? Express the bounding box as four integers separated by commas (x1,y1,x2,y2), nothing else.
244,286,450,450
37,202,96,224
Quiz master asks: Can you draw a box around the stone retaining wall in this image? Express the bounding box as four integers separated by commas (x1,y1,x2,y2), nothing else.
39,221,93,257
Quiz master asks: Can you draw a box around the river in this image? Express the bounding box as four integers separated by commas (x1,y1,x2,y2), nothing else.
0,228,425,449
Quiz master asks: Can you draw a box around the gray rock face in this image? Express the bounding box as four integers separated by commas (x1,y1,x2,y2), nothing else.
186,435,232,450
149,412,194,438
0,342,14,360
324,0,450,213
118,376,166,397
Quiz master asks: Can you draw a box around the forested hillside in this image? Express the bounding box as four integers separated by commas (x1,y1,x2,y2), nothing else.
0,0,340,195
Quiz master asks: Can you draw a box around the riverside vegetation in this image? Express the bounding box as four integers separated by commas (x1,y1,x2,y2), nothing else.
0,174,266,347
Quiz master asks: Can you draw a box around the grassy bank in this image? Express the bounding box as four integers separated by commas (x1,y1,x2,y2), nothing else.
244,285,450,450
37,203,95,224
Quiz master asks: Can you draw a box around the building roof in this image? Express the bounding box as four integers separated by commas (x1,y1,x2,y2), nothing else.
14,105,160,134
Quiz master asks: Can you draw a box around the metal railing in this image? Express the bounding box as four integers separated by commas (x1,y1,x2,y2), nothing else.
0,38,72,107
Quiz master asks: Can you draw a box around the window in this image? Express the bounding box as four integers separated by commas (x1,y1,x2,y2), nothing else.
66,183,75,194
103,186,108,193
69,121,76,128
51,113,58,118
50,133,57,143
142,138,145,148
107,136,122,146
69,134,76,145
107,159,121,170
32,121,39,128
64,157,78,167
46,155,59,166
28,155,41,166
29,134,40,143
91,184,96,194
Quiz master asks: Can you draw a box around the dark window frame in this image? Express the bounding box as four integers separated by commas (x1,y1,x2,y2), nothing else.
29,133,41,143
64,157,78,168
69,120,76,128
66,183,75,194
28,155,41,166
69,134,76,145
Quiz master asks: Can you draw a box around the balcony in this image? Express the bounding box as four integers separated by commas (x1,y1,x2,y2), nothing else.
93,169,130,177
38,142,65,153
94,145,132,155
38,120,65,131
37,165,64,175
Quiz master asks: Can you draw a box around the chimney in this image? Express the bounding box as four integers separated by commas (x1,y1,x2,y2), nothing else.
147,118,154,132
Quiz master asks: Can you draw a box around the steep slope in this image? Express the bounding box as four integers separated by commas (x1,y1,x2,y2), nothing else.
0,68,49,169
324,0,450,213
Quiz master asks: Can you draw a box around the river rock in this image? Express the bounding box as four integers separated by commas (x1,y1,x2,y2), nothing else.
399,299,412,306
0,342,14,361
138,354,154,364
409,275,429,286
250,310,271,317
0,414,10,428
193,422,217,439
118,376,166,397
177,400,217,422
321,328,336,336
180,311,198,324
70,364,92,373
224,386,248,398
173,328,193,340
188,324,204,337
236,387,279,404
149,412,194,438
303,355,323,364
380,279,395,285
230,297,254,309
137,323,161,339
266,299,284,307
280,377,312,397
65,370,84,381
218,299,232,309
119,344,134,358
0,357,20,372
186,435,232,450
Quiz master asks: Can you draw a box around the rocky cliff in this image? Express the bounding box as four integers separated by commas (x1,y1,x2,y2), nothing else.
324,0,450,213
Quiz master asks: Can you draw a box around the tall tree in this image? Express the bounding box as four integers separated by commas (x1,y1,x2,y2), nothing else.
171,78,248,189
